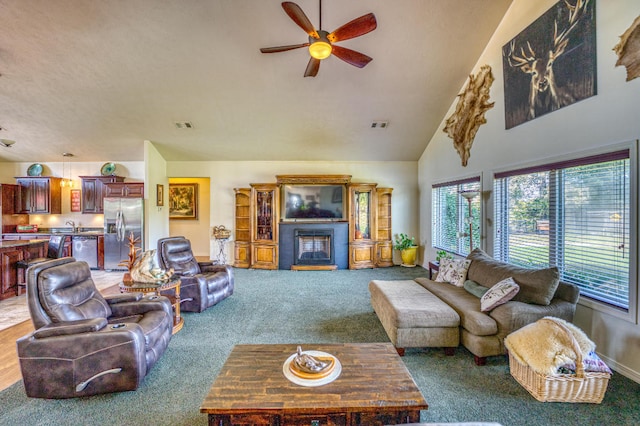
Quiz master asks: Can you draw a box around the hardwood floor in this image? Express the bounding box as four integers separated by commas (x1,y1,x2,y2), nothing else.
0,283,121,393
0,320,33,392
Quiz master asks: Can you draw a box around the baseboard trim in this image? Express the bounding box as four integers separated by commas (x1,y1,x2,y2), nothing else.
598,351,640,384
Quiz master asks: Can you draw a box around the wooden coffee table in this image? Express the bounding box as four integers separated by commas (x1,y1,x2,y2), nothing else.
200,342,428,425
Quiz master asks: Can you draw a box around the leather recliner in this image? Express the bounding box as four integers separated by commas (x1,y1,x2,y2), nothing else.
16,257,173,398
157,236,234,313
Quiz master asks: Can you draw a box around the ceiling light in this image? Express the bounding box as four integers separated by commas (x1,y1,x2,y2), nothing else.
60,152,75,188
308,32,332,60
0,139,16,148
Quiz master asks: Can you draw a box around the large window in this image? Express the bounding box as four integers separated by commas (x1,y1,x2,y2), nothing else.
432,177,481,256
494,150,631,311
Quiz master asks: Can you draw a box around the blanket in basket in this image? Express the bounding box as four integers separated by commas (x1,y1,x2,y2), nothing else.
504,317,596,376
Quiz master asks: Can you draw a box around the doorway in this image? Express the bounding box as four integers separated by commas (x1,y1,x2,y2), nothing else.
168,177,210,258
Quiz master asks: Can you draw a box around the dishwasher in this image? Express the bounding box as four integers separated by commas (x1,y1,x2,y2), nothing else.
72,235,99,269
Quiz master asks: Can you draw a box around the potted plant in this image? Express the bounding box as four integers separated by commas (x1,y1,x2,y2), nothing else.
435,250,453,264
394,233,418,267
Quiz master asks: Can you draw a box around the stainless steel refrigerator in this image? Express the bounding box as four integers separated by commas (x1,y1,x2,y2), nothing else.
103,197,144,270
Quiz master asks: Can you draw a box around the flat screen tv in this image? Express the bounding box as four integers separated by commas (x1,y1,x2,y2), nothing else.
281,184,345,221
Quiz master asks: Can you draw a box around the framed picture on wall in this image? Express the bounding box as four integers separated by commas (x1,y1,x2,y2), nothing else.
70,189,81,212
156,184,164,206
502,0,596,129
169,183,198,220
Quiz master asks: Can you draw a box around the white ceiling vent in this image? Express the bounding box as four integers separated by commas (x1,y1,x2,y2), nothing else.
174,121,194,129
371,121,389,129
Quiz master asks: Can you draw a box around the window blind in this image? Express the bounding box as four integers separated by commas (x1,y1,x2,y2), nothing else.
432,177,481,257
494,151,630,310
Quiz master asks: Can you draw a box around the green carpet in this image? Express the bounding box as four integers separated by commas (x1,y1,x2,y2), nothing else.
1,267,639,425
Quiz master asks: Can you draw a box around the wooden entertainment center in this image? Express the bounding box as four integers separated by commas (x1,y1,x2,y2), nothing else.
233,175,393,270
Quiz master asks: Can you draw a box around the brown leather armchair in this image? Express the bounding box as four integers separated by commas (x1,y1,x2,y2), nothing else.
157,236,234,313
16,258,173,398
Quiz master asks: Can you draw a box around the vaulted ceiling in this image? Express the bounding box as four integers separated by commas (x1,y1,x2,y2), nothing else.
0,0,512,163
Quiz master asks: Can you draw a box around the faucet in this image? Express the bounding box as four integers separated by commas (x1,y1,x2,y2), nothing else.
65,221,77,233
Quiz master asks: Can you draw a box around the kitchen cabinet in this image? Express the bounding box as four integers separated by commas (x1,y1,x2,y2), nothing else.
104,182,144,198
1,184,29,233
80,176,125,213
1,184,18,215
97,235,105,270
0,240,45,300
15,177,62,214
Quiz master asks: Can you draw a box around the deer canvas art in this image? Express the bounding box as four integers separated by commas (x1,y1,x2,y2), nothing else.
502,0,596,129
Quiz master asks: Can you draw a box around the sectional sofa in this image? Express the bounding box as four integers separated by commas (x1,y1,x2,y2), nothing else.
369,249,581,365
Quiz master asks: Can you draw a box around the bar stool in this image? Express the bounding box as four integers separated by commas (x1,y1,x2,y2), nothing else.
16,235,66,295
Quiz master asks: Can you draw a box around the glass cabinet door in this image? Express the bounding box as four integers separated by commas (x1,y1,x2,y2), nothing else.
256,190,273,240
251,184,279,244
250,184,279,269
349,184,376,242
354,190,371,240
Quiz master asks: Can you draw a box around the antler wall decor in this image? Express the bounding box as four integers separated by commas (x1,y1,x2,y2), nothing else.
613,15,640,82
443,65,495,167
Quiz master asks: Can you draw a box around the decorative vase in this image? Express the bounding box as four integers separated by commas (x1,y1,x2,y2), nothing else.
400,246,418,267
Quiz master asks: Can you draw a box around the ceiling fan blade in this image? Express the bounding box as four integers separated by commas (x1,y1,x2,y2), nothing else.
260,43,309,54
331,45,373,68
304,57,321,77
282,2,319,39
327,13,377,43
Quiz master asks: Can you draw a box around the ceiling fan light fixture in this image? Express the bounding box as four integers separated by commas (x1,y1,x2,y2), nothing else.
0,139,16,148
309,31,332,60
309,40,332,59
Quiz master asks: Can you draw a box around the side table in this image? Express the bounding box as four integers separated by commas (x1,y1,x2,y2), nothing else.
119,278,184,334
428,261,440,280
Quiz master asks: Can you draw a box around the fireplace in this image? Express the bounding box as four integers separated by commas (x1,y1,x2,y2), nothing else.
294,229,334,266
279,222,348,270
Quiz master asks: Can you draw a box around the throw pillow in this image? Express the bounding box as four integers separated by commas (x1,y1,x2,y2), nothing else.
434,259,449,283
480,277,519,312
435,258,472,287
467,248,559,306
463,280,489,298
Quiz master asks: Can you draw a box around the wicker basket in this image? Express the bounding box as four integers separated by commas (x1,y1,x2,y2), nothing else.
212,225,231,239
508,319,610,403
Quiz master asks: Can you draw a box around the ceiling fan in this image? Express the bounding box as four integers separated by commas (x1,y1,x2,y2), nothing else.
260,1,377,77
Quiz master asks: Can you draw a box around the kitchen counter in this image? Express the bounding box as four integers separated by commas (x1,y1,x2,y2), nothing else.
0,239,48,249
2,229,104,238
1,230,106,271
